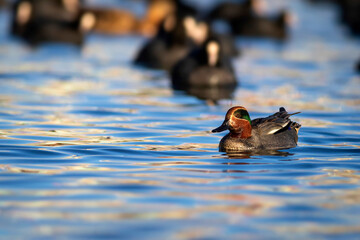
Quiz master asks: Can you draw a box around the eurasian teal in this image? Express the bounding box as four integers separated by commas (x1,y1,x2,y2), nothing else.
212,106,301,152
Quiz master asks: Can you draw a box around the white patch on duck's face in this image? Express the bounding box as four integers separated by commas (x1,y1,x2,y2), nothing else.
17,1,32,25
62,0,79,13
183,16,196,35
80,12,96,32
206,41,220,67
193,22,209,45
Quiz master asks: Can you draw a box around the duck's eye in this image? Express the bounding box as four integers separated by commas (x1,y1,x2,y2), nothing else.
233,109,251,123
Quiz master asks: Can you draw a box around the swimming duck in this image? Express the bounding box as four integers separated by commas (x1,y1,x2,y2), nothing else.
137,0,197,36
171,37,237,89
230,10,291,40
11,0,93,46
20,11,94,46
11,0,82,35
212,106,301,152
207,0,266,23
80,6,137,35
134,13,195,70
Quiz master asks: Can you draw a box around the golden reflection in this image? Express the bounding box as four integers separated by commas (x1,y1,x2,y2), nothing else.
300,168,360,187
2,200,124,208
332,143,360,149
0,164,117,175
110,88,172,97
133,161,210,167
273,224,360,235
138,143,216,152
1,196,277,222
35,79,105,97
333,189,360,205
64,178,161,187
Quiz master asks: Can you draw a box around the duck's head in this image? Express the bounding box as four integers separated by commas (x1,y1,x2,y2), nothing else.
212,106,252,138
196,38,222,67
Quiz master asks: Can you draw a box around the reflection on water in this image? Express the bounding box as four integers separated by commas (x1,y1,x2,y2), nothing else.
1,0,360,239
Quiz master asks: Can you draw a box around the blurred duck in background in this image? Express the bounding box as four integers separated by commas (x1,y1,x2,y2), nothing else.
337,0,360,35
207,0,292,40
134,13,196,70
308,0,360,69
231,10,292,40
137,0,197,36
185,17,240,57
0,0,8,8
11,0,95,46
134,11,240,71
208,0,266,23
171,37,237,92
308,0,360,35
80,6,137,35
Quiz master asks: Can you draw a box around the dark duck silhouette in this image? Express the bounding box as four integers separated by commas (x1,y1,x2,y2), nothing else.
338,0,360,35
171,37,237,90
207,0,266,23
212,106,301,152
11,0,94,46
230,10,291,40
134,13,195,70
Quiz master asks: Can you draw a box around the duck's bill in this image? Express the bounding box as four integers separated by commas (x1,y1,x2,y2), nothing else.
211,120,228,133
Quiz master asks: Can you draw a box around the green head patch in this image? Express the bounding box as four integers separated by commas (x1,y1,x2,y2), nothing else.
233,109,251,124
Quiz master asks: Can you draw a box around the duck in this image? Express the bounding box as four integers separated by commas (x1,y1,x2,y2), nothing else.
134,13,195,70
20,11,95,46
137,0,197,36
11,0,82,36
171,37,237,90
230,10,291,40
11,0,94,46
212,106,301,152
207,0,266,23
80,6,137,35
338,0,360,35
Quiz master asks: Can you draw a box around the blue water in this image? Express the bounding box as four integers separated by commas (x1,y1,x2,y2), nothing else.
1,0,360,239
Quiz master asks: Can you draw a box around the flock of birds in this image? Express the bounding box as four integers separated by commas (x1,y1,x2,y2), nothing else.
3,0,360,151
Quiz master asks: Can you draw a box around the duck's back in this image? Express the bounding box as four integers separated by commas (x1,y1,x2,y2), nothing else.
251,108,300,149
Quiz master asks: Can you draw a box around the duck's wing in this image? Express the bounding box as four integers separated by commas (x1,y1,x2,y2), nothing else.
251,107,300,135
